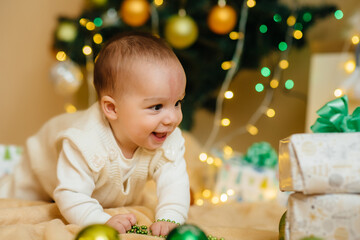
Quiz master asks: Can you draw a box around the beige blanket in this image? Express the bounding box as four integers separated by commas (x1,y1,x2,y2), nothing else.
0,198,285,240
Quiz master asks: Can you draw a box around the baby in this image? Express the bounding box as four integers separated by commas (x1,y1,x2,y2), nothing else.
0,32,190,237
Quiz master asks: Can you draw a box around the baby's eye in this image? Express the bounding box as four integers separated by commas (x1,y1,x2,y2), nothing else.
175,100,183,107
151,104,163,111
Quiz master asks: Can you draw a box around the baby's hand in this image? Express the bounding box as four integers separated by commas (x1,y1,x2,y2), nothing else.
106,213,137,233
150,221,178,237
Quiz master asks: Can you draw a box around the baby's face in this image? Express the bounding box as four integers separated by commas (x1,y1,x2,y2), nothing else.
111,59,186,156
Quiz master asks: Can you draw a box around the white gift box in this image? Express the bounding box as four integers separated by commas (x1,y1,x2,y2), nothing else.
214,157,280,202
285,192,360,240
278,132,360,194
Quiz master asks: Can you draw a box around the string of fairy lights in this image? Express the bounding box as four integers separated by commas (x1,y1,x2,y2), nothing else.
51,0,353,205
195,6,349,206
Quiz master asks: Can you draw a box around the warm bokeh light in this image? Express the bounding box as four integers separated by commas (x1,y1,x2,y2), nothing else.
221,61,233,70
266,108,276,118
270,79,279,88
199,153,208,162
79,18,88,26
227,189,235,196
211,196,220,204
214,157,223,167
56,51,67,61
229,31,239,40
246,0,256,8
352,35,360,45
279,60,289,69
287,15,296,26
293,30,303,40
85,22,96,31
82,46,92,55
93,33,103,44
224,90,234,99
246,124,258,135
221,118,231,126
154,0,163,6
334,88,343,97
206,157,214,165
344,60,356,73
195,199,204,206
223,145,233,156
220,193,228,202
65,103,77,113
202,189,211,198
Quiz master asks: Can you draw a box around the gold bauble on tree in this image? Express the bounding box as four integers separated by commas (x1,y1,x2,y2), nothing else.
164,13,199,49
207,4,237,35
119,0,150,27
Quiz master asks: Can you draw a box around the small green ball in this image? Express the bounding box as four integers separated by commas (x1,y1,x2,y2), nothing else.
75,224,120,240
167,224,207,240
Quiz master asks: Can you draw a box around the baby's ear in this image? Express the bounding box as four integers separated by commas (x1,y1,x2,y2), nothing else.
100,95,118,120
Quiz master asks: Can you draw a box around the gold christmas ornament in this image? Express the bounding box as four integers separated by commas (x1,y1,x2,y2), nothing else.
74,224,120,240
164,14,199,49
207,5,237,35
119,0,150,27
50,60,83,96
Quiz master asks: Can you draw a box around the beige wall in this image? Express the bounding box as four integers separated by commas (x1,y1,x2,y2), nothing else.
0,0,359,151
0,0,84,145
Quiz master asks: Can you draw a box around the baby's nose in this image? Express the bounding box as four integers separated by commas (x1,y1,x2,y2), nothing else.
163,110,179,125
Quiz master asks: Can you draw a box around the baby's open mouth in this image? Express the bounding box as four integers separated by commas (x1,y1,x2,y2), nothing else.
153,132,167,138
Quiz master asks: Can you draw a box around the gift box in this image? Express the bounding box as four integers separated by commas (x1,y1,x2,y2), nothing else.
213,142,284,202
0,145,22,178
285,192,360,240
278,132,360,194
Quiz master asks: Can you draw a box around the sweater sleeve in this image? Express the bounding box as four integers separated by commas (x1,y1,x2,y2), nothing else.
53,139,111,226
152,132,190,224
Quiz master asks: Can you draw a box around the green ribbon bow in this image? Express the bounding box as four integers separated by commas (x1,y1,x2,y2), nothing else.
310,95,360,133
243,142,278,168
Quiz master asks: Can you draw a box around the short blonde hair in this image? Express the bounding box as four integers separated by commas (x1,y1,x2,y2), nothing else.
94,31,179,97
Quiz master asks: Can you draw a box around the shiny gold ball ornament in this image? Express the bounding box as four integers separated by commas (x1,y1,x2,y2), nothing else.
164,14,199,49
50,60,83,96
74,224,120,240
119,0,151,27
207,4,237,35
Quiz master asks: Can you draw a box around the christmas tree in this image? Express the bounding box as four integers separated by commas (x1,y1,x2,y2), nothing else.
51,0,337,130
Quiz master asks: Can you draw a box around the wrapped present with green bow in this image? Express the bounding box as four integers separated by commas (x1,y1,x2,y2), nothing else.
278,95,360,194
213,142,283,203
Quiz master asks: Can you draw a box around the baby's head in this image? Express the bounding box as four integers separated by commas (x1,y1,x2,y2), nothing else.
94,32,186,157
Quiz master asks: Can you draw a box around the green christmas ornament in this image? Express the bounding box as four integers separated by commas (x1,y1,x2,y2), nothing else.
166,224,207,240
74,224,120,240
278,211,286,240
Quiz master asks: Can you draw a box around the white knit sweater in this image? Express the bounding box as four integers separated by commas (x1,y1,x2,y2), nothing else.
20,103,190,225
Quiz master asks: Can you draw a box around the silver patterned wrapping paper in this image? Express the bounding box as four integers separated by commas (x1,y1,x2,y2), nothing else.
278,133,360,194
285,193,360,240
